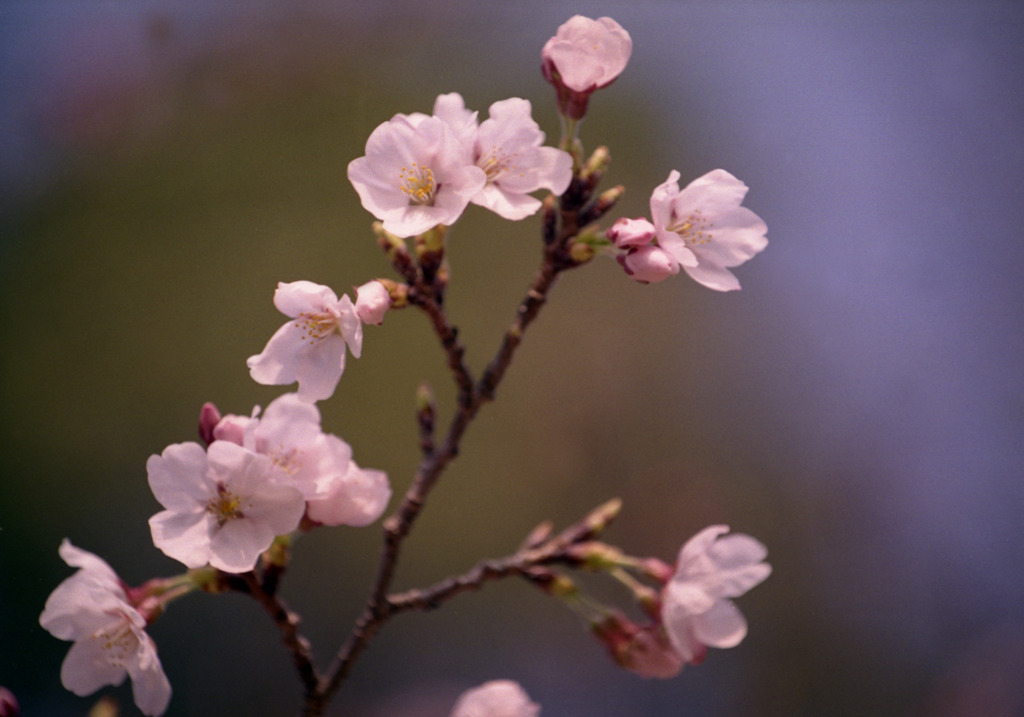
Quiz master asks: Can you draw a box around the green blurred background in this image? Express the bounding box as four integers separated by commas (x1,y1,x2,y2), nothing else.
3,2,1023,715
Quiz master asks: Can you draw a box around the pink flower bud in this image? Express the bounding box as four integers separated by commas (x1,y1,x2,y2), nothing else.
593,611,684,679
355,280,391,325
606,217,656,248
618,245,680,283
198,402,221,446
541,15,632,120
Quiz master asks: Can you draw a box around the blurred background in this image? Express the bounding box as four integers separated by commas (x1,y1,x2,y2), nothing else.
2,1,1023,715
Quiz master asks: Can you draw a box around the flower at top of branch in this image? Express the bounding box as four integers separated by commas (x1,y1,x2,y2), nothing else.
39,541,171,716
661,525,772,664
607,170,768,290
147,441,306,573
542,15,632,120
433,93,573,221
347,112,487,238
449,680,540,717
247,281,364,403
213,393,391,528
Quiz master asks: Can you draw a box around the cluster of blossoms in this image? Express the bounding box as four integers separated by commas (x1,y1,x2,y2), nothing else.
38,14,771,717
589,525,772,678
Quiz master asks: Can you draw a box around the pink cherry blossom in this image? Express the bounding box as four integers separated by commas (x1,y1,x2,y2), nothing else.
247,281,363,403
541,16,632,119
354,280,391,325
305,459,391,527
214,393,391,527
661,525,771,663
147,441,306,573
449,680,540,717
40,541,171,716
434,93,572,220
650,169,768,291
347,113,486,237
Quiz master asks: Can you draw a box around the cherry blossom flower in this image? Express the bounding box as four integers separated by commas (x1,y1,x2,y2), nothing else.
40,541,171,716
650,169,768,291
661,525,771,664
433,93,572,220
542,16,632,120
213,393,391,527
147,441,306,573
247,281,363,403
354,280,391,325
347,113,486,237
305,459,391,527
450,680,540,717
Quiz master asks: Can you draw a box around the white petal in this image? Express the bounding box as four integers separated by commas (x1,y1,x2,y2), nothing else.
273,280,338,318
61,635,127,696
146,442,211,512
691,599,748,649
126,640,172,717
149,510,213,569
208,518,274,573
306,462,390,527
683,262,742,292
247,320,307,387
57,540,119,584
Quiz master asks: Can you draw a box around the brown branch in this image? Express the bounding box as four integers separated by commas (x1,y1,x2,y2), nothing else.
238,572,320,700
311,167,623,713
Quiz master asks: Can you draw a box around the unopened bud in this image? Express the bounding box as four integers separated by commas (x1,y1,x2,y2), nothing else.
373,222,407,255
567,541,625,571
198,402,221,446
584,497,623,536
580,185,625,225
568,240,595,264
581,146,611,183
520,520,555,550
86,696,117,717
354,280,391,325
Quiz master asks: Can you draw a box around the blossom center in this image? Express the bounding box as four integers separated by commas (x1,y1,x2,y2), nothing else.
94,616,139,667
477,145,518,182
667,211,714,246
295,312,338,342
398,162,437,205
208,484,244,527
268,445,303,475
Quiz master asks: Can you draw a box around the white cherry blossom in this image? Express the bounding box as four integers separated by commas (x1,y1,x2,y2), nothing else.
450,680,540,717
661,525,771,664
247,281,363,403
650,169,768,291
434,93,572,220
347,113,486,237
40,541,171,716
147,441,305,573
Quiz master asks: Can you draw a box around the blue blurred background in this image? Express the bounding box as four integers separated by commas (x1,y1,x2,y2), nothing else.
2,2,1023,715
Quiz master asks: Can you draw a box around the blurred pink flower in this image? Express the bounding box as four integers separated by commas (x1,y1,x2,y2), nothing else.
450,680,540,717
661,525,771,663
214,393,391,528
40,541,171,716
